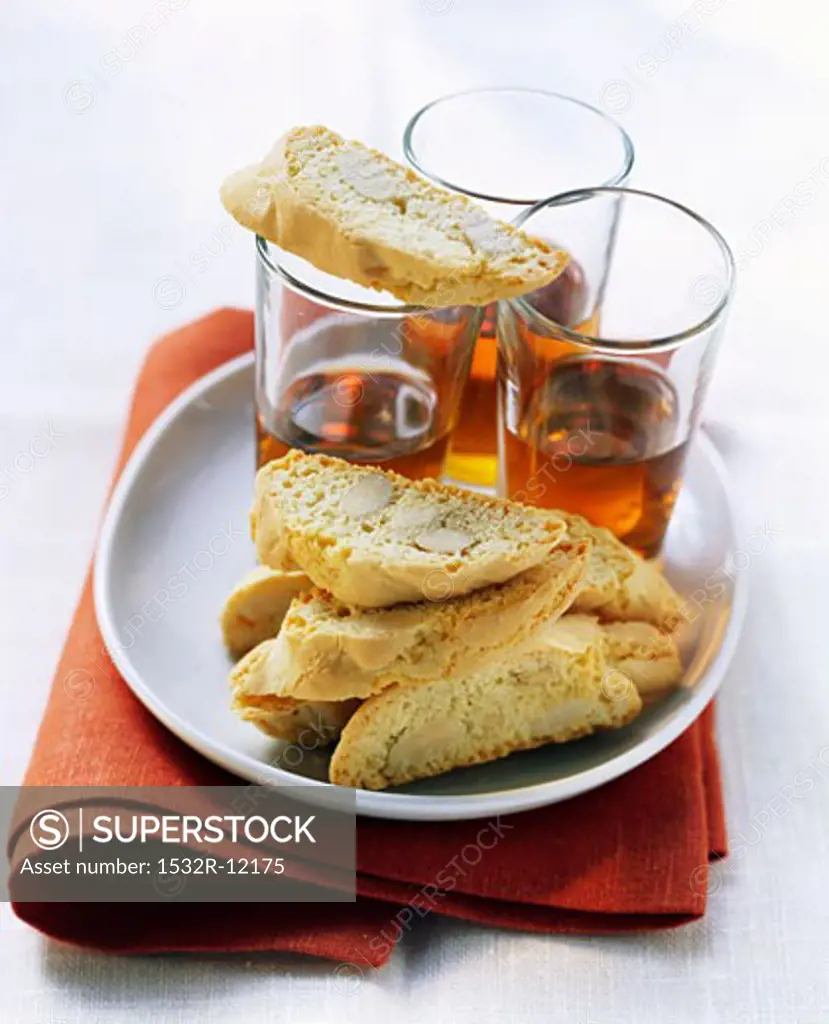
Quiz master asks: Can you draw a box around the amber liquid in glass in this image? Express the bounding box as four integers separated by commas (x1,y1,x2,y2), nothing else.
256,366,450,480
502,357,688,558
446,259,595,487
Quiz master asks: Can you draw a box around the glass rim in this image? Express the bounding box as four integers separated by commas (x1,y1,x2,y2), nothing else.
508,186,736,353
403,86,636,206
255,236,438,319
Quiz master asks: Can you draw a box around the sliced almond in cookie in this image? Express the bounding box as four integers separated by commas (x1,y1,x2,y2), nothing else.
415,527,474,554
341,475,393,517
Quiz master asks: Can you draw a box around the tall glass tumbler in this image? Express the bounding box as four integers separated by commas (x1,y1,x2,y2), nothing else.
255,239,481,479
498,188,735,558
403,87,634,486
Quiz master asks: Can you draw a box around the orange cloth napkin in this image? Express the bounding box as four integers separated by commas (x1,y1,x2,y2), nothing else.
13,309,727,966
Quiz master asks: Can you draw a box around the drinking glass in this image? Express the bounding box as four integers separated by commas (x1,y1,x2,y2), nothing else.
498,188,734,558
255,238,481,479
403,87,634,486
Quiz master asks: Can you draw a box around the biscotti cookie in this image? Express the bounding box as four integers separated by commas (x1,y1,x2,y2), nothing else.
220,566,310,657
229,640,356,744
600,619,683,696
328,615,644,790
564,513,685,631
251,451,567,608
230,613,680,758
232,540,589,702
220,125,567,307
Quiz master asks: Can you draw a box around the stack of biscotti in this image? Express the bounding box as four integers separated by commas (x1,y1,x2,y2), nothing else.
221,452,684,791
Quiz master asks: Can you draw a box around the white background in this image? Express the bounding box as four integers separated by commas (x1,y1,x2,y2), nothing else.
1,0,828,1020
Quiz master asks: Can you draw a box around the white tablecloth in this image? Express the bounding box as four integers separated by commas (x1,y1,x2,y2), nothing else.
1,0,826,1020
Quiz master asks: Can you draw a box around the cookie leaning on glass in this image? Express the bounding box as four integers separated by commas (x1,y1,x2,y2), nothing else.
220,125,568,307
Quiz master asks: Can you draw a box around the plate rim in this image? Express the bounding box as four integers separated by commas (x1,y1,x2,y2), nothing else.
94,352,748,821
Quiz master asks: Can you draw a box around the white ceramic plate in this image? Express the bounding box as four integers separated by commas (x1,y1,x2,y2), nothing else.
94,353,746,821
